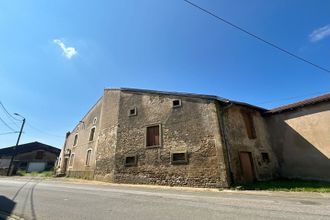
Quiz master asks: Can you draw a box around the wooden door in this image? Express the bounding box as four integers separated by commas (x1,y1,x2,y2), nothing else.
239,152,255,183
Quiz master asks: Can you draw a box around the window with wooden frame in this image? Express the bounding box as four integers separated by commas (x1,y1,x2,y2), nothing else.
85,150,92,166
171,151,188,165
73,134,78,146
69,154,75,167
146,125,160,147
241,110,256,139
89,127,96,141
124,155,137,167
35,151,44,160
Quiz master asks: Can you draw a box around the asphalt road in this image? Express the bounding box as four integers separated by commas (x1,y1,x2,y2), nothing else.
0,177,330,220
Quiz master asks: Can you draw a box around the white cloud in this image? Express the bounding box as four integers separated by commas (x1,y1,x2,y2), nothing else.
53,39,77,59
309,24,330,42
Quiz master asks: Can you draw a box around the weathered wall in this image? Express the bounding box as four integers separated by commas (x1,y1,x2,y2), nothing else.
222,105,278,183
64,97,103,179
94,90,121,181
267,102,330,181
112,91,229,187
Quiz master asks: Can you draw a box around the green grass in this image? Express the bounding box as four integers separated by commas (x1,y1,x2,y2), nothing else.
16,169,54,177
231,179,330,192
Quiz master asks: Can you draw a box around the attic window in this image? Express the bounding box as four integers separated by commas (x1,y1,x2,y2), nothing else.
261,152,270,164
93,117,97,125
171,152,188,165
172,99,182,108
124,155,137,167
129,107,137,116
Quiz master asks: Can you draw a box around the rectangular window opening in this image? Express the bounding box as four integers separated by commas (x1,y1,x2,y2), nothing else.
89,127,96,141
124,156,137,167
129,107,137,116
241,110,256,139
172,99,182,108
86,150,92,166
261,152,270,164
146,125,160,147
69,154,75,167
171,152,188,165
73,134,78,146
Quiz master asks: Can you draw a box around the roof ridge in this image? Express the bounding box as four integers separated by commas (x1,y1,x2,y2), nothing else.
266,93,330,114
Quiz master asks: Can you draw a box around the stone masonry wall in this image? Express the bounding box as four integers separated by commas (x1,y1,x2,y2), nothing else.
222,105,279,183
94,90,121,181
112,91,229,187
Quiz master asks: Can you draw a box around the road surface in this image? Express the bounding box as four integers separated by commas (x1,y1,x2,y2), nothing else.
0,177,329,220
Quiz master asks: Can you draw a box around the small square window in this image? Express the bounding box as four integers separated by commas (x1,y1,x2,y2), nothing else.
261,152,270,163
172,99,182,108
124,155,137,167
171,152,188,165
129,107,137,116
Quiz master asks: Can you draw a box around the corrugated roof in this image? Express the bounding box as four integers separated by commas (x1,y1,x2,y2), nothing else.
265,93,330,114
0,141,60,157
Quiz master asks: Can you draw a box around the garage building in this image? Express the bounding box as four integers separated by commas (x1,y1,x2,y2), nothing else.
0,141,60,175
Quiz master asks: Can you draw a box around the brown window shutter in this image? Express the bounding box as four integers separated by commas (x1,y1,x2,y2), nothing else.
241,110,256,139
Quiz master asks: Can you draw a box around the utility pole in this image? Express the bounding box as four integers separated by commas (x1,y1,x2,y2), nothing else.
7,114,25,176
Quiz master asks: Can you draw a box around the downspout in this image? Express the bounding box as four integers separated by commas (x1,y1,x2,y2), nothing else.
217,101,234,186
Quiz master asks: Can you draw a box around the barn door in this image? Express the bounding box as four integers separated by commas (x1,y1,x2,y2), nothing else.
239,151,255,183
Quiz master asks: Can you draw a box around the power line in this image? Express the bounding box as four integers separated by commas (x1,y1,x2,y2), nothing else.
0,131,19,136
183,0,330,74
0,102,20,128
0,116,16,132
26,122,64,139
0,101,64,139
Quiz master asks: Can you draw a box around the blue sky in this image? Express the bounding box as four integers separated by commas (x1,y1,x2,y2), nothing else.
0,0,329,148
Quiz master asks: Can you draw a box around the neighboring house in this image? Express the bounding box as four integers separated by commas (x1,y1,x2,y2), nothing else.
265,93,330,182
56,88,330,187
56,88,280,187
0,141,60,175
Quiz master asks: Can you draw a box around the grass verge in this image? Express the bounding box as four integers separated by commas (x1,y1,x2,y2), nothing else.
16,170,54,177
231,179,330,193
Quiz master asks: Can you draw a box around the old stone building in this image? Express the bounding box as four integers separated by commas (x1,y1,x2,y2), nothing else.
56,88,329,187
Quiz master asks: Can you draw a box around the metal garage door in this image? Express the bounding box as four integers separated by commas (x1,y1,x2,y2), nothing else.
27,162,46,172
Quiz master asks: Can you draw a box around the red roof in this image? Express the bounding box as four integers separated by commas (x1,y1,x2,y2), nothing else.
266,93,330,114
